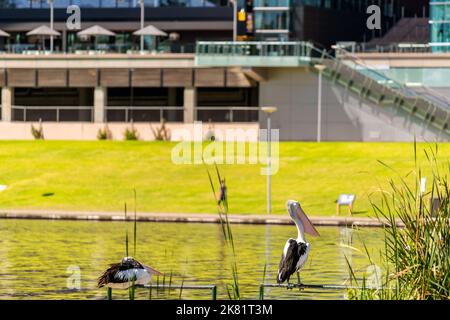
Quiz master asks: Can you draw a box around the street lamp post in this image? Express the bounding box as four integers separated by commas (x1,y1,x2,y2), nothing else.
314,64,326,143
230,0,237,41
139,0,145,52
48,0,54,53
262,106,278,215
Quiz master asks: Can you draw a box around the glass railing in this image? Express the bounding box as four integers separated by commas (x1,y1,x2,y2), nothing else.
254,0,290,7
197,41,312,56
195,41,313,66
3,0,222,9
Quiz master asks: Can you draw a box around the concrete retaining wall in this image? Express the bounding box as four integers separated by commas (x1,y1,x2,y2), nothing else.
0,122,260,141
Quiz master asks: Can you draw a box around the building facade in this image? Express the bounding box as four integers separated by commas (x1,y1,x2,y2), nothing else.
430,1,450,52
0,1,446,142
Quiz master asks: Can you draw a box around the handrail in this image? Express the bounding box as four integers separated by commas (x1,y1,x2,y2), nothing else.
106,284,217,300
12,105,92,110
330,46,450,111
105,106,184,122
196,106,260,110
12,105,93,122
106,106,184,110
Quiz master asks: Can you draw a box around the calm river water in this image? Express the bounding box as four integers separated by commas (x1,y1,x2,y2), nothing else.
0,219,385,300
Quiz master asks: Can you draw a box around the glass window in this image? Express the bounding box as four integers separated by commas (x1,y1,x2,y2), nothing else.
255,11,289,30
430,3,450,52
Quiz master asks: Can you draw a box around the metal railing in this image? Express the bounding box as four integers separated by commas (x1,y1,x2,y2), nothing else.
334,46,450,112
195,41,314,66
106,106,184,122
335,42,432,54
196,106,260,122
197,41,313,57
311,46,450,136
258,283,392,300
106,284,217,300
12,105,93,122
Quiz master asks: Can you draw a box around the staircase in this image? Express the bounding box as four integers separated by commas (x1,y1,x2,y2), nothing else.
310,46,450,138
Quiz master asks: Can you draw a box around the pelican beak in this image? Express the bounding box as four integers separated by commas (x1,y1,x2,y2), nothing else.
143,264,163,277
296,205,320,237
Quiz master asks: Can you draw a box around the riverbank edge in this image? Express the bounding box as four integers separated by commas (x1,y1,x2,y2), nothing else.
0,210,404,227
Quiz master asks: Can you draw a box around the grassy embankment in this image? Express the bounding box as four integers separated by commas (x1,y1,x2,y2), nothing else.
0,141,448,216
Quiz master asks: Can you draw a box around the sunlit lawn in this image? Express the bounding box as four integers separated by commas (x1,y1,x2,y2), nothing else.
0,141,448,216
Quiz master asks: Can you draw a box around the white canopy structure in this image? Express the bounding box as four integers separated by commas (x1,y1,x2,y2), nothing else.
77,25,116,37
133,25,167,37
0,29,10,37
26,25,60,37
26,25,60,52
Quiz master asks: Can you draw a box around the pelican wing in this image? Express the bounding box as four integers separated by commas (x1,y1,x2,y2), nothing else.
98,263,124,288
277,239,300,283
143,264,163,277
277,240,309,283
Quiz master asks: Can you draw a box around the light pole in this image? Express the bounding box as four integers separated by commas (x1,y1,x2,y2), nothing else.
48,0,54,53
314,64,326,143
262,106,278,215
139,0,145,52
230,0,237,41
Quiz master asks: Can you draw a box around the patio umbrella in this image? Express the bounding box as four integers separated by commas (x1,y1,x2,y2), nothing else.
26,25,60,37
133,25,167,37
0,29,10,37
133,25,167,51
77,25,116,51
26,25,60,52
77,25,116,37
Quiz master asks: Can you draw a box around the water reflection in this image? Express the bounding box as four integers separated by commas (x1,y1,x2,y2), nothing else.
0,219,384,300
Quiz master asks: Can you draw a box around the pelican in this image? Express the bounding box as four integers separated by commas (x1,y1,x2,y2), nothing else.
277,200,320,288
98,257,162,289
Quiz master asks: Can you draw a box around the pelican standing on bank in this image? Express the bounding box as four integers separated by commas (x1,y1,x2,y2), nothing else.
98,257,162,289
277,200,320,287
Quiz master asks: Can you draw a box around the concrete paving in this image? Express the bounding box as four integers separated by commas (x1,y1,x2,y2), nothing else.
0,209,404,227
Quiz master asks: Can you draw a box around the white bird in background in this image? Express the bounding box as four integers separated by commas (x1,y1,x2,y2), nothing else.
277,200,320,288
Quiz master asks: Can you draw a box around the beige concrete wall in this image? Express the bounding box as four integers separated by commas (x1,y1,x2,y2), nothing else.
183,87,196,123
0,122,259,142
94,87,107,123
348,53,450,68
1,87,13,122
0,54,195,69
259,68,444,142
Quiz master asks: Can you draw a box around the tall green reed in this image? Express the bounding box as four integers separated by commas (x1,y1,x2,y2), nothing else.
206,163,241,300
347,142,449,300
123,189,139,300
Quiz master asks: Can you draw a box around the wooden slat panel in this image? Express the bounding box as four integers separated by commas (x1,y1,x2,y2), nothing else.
100,69,130,87
132,69,161,87
0,69,5,87
69,69,97,87
7,69,36,87
195,68,225,87
163,69,193,87
226,70,254,87
38,69,67,87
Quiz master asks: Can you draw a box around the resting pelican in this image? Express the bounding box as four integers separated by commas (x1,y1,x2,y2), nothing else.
98,257,162,289
277,200,320,288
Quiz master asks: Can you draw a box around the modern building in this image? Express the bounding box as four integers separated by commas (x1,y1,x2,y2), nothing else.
0,0,430,51
430,1,450,52
0,0,448,142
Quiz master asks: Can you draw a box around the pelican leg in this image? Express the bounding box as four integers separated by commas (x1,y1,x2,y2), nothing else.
297,272,304,291
286,278,293,290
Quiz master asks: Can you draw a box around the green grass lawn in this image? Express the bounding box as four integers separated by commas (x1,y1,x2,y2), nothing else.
0,140,448,216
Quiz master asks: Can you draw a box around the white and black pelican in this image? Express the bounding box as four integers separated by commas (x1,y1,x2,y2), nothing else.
277,200,320,288
98,257,163,289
